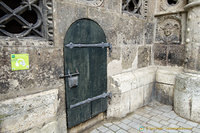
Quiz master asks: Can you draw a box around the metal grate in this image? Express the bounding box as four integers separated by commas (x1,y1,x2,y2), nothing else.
122,0,142,14
0,0,54,43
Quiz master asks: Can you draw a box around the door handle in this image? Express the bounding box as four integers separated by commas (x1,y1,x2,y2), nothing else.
59,69,79,78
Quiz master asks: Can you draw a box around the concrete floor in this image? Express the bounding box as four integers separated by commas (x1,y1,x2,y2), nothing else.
87,101,200,133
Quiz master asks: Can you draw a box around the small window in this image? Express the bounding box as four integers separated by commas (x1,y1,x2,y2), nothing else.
167,0,178,5
0,0,54,43
122,0,142,14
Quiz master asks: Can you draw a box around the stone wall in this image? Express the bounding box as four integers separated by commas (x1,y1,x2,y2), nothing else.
152,0,187,105
155,67,183,105
0,0,189,132
108,67,156,118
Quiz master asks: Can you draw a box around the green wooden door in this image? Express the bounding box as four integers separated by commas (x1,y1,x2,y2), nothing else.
64,19,108,128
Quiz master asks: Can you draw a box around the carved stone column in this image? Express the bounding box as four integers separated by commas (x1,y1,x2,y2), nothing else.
174,0,200,122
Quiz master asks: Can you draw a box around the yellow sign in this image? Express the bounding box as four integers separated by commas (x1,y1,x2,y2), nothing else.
11,54,29,71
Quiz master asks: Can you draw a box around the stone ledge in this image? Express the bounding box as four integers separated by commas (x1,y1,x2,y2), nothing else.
156,67,183,85
0,89,59,133
107,67,156,118
110,66,156,93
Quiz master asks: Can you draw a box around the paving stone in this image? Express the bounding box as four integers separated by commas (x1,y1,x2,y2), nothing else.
168,119,178,124
140,116,150,122
147,120,163,128
90,103,200,133
135,111,145,116
157,115,170,121
144,106,153,111
142,113,152,118
151,109,164,115
128,122,141,129
157,130,167,133
185,121,198,127
132,114,142,119
116,129,128,133
130,118,143,124
168,124,179,128
177,122,192,128
164,129,179,133
138,108,150,114
105,130,115,133
158,107,172,113
104,123,113,127
160,120,170,126
113,121,121,125
192,128,200,133
128,128,139,133
121,119,132,124
117,123,131,131
97,126,109,132
151,116,161,122
149,112,158,116
163,113,177,119
179,129,192,133
90,129,99,133
175,117,187,123
109,125,120,132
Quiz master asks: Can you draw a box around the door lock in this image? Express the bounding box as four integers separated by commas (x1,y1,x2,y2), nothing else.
59,69,80,88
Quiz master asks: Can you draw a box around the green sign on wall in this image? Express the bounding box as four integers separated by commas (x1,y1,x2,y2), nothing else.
11,54,29,71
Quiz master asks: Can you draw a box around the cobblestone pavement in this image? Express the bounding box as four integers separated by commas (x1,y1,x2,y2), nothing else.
87,101,200,133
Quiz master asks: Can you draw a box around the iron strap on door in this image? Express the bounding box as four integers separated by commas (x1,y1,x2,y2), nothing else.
70,92,112,109
65,42,112,55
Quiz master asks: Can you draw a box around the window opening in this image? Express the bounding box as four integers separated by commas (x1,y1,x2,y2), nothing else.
0,0,53,39
122,0,142,15
167,0,178,5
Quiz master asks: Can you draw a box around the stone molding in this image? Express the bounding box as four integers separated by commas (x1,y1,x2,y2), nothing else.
185,1,200,10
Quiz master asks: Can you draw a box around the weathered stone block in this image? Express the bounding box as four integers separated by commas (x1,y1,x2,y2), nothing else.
168,45,184,66
154,44,167,65
145,23,154,44
116,16,144,45
155,83,174,105
134,67,156,88
129,87,144,113
156,67,183,85
174,89,191,120
122,46,137,70
110,72,135,93
107,67,156,118
0,89,59,132
154,44,184,66
191,95,200,122
0,47,63,101
174,73,200,123
143,83,154,105
138,46,151,68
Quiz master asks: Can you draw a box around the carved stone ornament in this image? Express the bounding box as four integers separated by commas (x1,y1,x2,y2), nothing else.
156,15,181,44
122,0,148,18
159,0,187,12
77,0,104,7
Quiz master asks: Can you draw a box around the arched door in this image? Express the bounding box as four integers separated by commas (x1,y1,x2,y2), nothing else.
63,19,111,128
